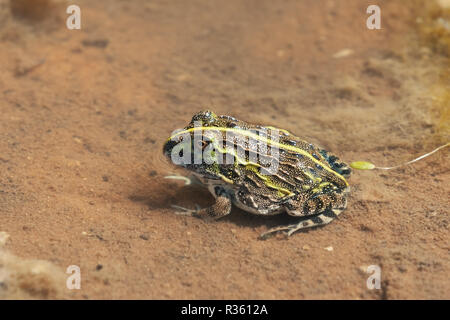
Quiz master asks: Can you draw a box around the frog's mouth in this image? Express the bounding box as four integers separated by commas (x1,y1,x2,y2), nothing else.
163,138,190,168
162,139,178,159
162,137,196,168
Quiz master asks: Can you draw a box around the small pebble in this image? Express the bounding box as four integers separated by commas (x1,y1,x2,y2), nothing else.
82,39,109,48
139,234,149,240
0,231,10,246
359,265,369,273
333,49,354,59
437,0,450,9
324,246,334,251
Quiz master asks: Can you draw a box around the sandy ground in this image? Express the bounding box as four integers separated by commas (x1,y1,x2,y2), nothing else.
0,0,448,299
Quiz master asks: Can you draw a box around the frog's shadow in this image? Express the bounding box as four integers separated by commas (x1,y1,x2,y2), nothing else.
129,182,311,233
168,186,308,232
224,206,305,231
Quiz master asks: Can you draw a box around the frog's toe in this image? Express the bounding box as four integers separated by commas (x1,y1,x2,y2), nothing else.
164,175,192,185
259,225,294,240
171,204,198,216
164,174,204,186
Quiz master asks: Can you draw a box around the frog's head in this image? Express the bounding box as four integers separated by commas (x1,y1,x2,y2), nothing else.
163,110,225,180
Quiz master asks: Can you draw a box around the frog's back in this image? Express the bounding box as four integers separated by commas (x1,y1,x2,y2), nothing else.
268,127,351,189
212,121,351,214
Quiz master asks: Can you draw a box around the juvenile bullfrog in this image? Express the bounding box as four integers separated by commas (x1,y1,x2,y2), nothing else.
163,110,351,238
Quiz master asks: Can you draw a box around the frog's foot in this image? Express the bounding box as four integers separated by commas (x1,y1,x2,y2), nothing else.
171,193,232,221
259,224,294,240
259,208,343,240
171,204,201,216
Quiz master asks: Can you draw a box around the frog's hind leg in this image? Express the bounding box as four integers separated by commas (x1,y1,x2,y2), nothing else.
259,206,345,239
319,149,352,178
259,194,347,239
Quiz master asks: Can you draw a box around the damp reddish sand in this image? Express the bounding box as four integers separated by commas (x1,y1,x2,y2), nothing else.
0,0,448,299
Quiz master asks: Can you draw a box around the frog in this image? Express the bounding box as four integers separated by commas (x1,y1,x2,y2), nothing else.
163,110,351,239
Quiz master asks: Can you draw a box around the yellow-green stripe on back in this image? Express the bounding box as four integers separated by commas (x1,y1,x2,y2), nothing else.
168,126,349,187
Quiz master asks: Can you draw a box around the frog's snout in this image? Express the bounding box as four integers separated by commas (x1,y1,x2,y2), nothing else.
163,139,177,158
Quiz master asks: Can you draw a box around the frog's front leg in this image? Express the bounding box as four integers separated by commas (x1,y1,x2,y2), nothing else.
164,173,203,186
172,187,232,220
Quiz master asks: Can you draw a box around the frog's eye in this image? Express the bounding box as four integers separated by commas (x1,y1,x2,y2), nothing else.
197,140,209,150
177,136,184,142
